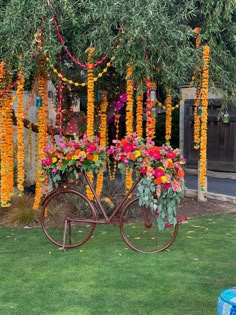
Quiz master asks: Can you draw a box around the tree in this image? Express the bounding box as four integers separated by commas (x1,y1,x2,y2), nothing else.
0,0,235,100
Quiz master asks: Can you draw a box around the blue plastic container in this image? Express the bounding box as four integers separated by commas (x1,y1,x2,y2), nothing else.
217,287,236,315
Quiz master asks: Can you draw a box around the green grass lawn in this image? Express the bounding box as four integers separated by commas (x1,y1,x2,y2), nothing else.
0,214,236,315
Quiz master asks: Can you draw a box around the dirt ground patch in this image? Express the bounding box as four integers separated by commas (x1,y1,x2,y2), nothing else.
177,197,236,219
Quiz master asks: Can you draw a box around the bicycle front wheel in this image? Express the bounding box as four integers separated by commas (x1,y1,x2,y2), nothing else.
120,197,178,253
40,188,97,248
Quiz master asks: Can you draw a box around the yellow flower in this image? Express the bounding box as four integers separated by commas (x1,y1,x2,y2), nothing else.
79,151,87,158
72,155,78,160
147,166,153,173
134,150,141,158
52,157,57,163
93,154,99,161
161,176,167,183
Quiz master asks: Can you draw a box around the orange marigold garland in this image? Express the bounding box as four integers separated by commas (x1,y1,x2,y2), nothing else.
199,45,210,192
125,66,134,191
86,48,95,200
33,60,48,209
96,91,108,197
1,90,14,206
16,67,25,195
145,79,156,141
136,92,143,138
193,27,201,149
165,94,172,144
0,63,14,206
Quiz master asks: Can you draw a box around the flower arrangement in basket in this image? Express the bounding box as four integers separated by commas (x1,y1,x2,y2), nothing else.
107,134,185,230
41,135,108,186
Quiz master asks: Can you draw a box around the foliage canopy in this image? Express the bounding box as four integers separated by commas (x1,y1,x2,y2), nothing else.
0,0,235,99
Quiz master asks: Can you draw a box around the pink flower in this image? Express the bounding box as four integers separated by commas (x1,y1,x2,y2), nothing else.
171,180,182,192
43,144,52,153
153,167,165,178
166,151,176,159
156,187,161,197
52,168,57,174
42,156,52,167
86,143,97,153
58,141,66,150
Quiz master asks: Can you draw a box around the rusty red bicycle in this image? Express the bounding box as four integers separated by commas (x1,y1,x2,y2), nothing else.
40,172,178,253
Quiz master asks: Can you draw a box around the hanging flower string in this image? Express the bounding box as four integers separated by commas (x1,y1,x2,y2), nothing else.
33,59,48,209
16,67,25,195
0,62,15,204
199,45,210,192
24,77,38,169
53,16,110,68
136,92,143,138
165,94,172,144
46,57,113,87
125,66,134,192
86,48,95,200
96,91,108,197
146,79,155,141
193,27,201,149
1,87,14,206
150,82,157,139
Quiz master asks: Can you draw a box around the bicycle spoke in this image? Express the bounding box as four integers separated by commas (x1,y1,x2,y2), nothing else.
120,198,178,253
41,189,97,248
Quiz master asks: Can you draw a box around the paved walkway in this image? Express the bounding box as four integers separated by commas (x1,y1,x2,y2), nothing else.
185,174,236,197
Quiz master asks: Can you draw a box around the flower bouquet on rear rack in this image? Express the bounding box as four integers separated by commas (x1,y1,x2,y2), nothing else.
107,133,186,230
41,135,108,187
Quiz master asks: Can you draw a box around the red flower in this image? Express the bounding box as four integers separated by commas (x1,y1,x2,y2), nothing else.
140,167,147,174
162,183,171,189
153,167,165,178
147,146,161,160
122,141,134,153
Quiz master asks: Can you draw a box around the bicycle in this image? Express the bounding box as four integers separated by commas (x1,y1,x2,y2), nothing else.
40,172,178,253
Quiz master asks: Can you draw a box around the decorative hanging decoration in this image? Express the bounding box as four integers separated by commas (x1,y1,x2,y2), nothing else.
193,27,202,150
125,65,134,192
108,111,120,180
199,44,210,192
16,67,25,195
145,79,155,141
150,82,157,138
165,94,172,144
33,58,48,209
0,86,14,206
46,57,113,87
96,91,108,197
136,93,143,138
126,66,134,136
223,110,230,124
53,16,110,68
86,47,95,200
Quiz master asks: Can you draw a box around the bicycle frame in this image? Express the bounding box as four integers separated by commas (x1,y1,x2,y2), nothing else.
71,172,140,225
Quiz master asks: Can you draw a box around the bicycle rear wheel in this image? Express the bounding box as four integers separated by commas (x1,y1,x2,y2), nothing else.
40,188,97,248
120,197,178,253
